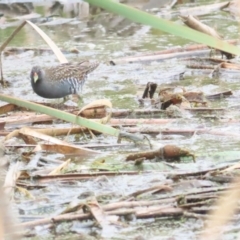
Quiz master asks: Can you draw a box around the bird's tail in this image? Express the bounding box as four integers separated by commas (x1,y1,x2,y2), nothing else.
78,61,99,74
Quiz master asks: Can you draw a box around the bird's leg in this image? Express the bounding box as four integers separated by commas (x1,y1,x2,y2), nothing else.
69,94,84,107
63,96,70,103
77,95,84,107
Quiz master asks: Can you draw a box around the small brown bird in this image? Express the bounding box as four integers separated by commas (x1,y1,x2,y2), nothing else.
30,61,99,99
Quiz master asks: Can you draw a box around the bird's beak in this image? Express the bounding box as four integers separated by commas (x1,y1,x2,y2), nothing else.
33,72,39,83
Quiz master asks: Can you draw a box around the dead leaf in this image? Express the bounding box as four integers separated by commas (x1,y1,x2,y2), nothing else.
19,127,98,156
48,159,71,175
26,20,68,63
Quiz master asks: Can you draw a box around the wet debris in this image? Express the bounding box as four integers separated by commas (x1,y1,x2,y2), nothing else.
125,144,195,162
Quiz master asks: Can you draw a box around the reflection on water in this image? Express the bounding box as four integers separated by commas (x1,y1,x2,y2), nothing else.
0,1,89,18
0,0,189,48
0,2,33,15
0,0,193,18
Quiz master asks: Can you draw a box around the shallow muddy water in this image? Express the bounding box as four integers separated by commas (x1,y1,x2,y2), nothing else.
1,1,240,240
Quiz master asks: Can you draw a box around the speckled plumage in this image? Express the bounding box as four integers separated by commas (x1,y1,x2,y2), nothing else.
30,61,99,99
